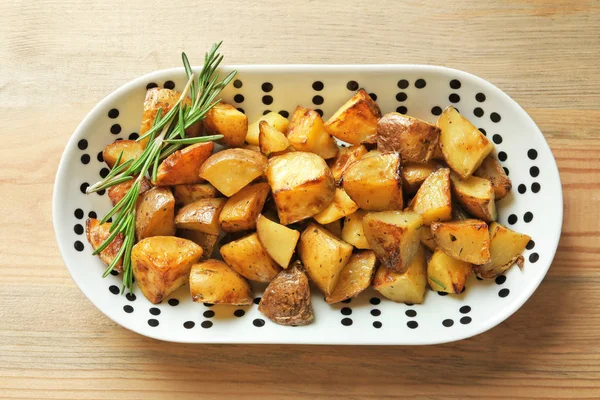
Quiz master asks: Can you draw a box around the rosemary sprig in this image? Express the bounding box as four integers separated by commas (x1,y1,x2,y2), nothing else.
429,276,447,290
86,42,236,293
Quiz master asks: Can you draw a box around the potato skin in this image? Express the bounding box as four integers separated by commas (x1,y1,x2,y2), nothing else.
103,140,145,169
372,245,427,304
286,106,339,159
203,102,248,148
325,251,377,304
154,142,214,186
324,88,382,145
174,197,226,235
172,183,217,207
475,222,531,279
220,232,281,282
219,182,270,232
401,162,438,195
107,176,152,206
427,249,472,294
85,218,124,272
135,187,176,240
246,112,289,146
451,173,497,223
409,168,452,225
474,155,512,200
377,112,440,163
258,261,314,326
189,259,253,305
431,219,491,264
177,229,219,260
327,144,368,185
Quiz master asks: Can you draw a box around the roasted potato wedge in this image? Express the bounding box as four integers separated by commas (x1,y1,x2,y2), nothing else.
326,251,377,304
451,173,497,223
203,102,248,147
324,89,382,145
437,106,493,179
199,148,268,197
377,112,440,163
174,197,226,235
258,261,314,326
132,236,203,304
259,120,291,156
327,144,368,184
85,218,124,272
103,140,145,169
286,106,339,159
419,227,436,251
173,183,218,207
246,111,289,145
362,211,423,274
107,176,152,206
431,219,491,264
475,222,531,279
313,188,358,225
243,143,261,152
267,151,335,225
452,202,471,220
324,220,342,238
177,229,219,260
474,155,512,200
373,245,427,304
189,259,253,305
256,214,300,268
341,152,403,211
154,142,214,186
427,249,472,294
409,168,452,225
220,232,281,282
401,161,438,195
219,182,270,232
135,187,176,240
341,209,371,249
298,223,353,295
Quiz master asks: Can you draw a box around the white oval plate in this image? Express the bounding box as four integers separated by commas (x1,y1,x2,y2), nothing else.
53,65,562,344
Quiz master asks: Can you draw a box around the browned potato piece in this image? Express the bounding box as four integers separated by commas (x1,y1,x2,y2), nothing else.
107,176,152,206
243,143,261,152
154,142,214,186
177,229,219,260
377,112,440,163
474,155,512,200
298,223,353,295
256,214,300,268
203,102,248,147
132,236,203,304
341,210,371,249
452,202,471,220
218,182,269,232
341,152,403,211
432,143,444,160
267,151,335,225
324,220,342,237
199,149,268,197
173,183,217,206
363,211,423,274
258,261,314,326
313,188,358,225
475,222,531,279
431,219,491,264
189,259,253,305
135,187,176,240
259,121,291,156
85,218,124,272
324,89,382,145
220,232,281,282
287,106,339,159
427,249,471,294
437,106,494,179
174,198,226,235
326,251,377,304
451,173,497,223
328,144,368,184
373,246,427,304
103,140,145,168
246,112,289,145
420,227,436,251
402,162,438,195
409,168,452,225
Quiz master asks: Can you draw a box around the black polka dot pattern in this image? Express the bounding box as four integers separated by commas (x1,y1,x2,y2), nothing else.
493,134,503,144
149,307,161,316
459,306,471,314
397,106,407,114
415,79,426,88
278,110,289,118
524,212,533,223
474,107,484,117
234,309,245,317
253,318,265,327
530,166,540,177
315,109,324,117
450,79,461,89
341,307,352,316
123,305,133,313
74,241,84,251
490,112,501,123
526,240,535,250
341,298,352,304
253,297,261,305
431,106,442,116
508,214,518,225
203,310,215,318
201,321,213,329
109,285,119,295
108,109,119,119
449,93,460,103
126,293,136,302
529,253,539,263
532,182,541,193
405,310,417,318
407,321,418,329
498,151,507,162
233,94,244,103
460,316,472,325
341,318,353,326
396,92,407,102
479,128,487,136
74,224,84,235
312,95,324,105
528,149,538,160
204,303,214,307
110,124,121,134
397,79,409,89
74,209,84,219
373,321,382,329
443,319,454,327
146,82,158,89
369,93,377,101
312,81,324,91
498,289,510,298
262,95,273,105
370,309,381,317
261,82,273,92
233,79,242,89
164,80,175,89
183,321,195,329
518,184,526,194
168,299,179,306
78,139,88,150
476,93,486,102
80,183,89,194
370,297,380,305
495,275,507,285
148,319,159,327
81,154,90,164
346,81,359,91
129,132,139,140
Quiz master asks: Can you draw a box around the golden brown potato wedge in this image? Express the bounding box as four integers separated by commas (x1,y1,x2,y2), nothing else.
474,155,512,200
431,219,491,264
377,112,440,163
246,111,289,145
475,222,531,279
341,210,371,249
427,249,472,294
401,161,438,195
219,182,270,232
341,152,403,211
189,259,253,305
256,214,300,268
103,140,145,169
451,173,497,223
107,176,152,206
132,236,203,304
324,89,382,145
452,202,471,220
154,142,214,186
203,102,248,147
437,106,494,179
172,183,218,207
199,148,268,197
298,223,353,296
313,188,358,225
267,151,335,225
258,261,314,326
326,251,377,304
409,168,452,225
324,220,342,237
287,106,339,159
177,229,219,260
220,232,281,282
243,143,261,152
85,218,124,272
174,197,226,235
135,187,176,240
373,245,427,304
259,120,291,156
362,211,423,274
327,144,368,185
419,227,436,251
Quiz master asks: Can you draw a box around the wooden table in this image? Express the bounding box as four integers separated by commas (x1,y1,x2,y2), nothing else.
2,0,599,398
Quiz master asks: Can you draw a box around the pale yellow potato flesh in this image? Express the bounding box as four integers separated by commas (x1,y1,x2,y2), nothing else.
313,188,359,225
326,250,377,304
256,214,300,268
409,168,452,225
189,259,253,305
427,249,472,294
246,112,289,145
220,232,281,282
341,209,371,249
431,219,491,264
373,245,427,304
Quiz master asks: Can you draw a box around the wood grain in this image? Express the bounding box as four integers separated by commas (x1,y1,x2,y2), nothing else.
1,0,599,398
